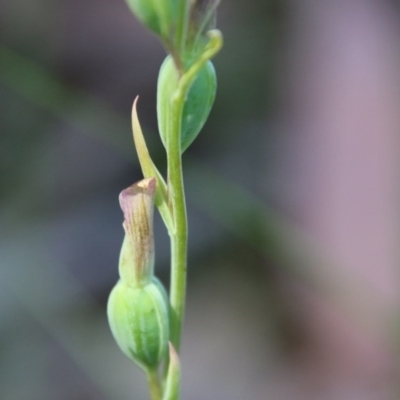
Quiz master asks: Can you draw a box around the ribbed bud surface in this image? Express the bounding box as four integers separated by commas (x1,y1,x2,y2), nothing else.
107,278,169,370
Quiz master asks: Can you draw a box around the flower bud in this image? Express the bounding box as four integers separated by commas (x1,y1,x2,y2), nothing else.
157,55,216,152
107,277,169,370
107,178,170,371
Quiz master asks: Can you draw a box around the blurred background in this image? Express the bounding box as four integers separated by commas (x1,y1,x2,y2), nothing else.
1,0,400,399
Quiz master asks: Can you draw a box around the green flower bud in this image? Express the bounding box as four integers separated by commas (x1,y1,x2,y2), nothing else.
107,277,169,370
107,178,169,371
125,0,178,40
157,55,216,152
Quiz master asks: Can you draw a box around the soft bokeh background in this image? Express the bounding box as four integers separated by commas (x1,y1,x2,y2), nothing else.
1,1,400,399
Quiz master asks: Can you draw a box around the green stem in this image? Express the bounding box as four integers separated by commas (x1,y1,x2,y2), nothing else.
165,28,223,355
167,91,188,353
147,369,162,400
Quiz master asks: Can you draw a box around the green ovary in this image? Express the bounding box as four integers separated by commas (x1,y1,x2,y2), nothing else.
107,278,169,371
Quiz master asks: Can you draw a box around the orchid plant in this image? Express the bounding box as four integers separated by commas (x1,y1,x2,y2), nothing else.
107,1,223,399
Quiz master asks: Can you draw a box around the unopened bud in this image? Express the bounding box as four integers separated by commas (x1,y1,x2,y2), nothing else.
108,178,170,371
157,55,216,152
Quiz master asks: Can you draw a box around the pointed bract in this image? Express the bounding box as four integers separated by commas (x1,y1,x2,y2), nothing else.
132,98,174,232
162,343,181,400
